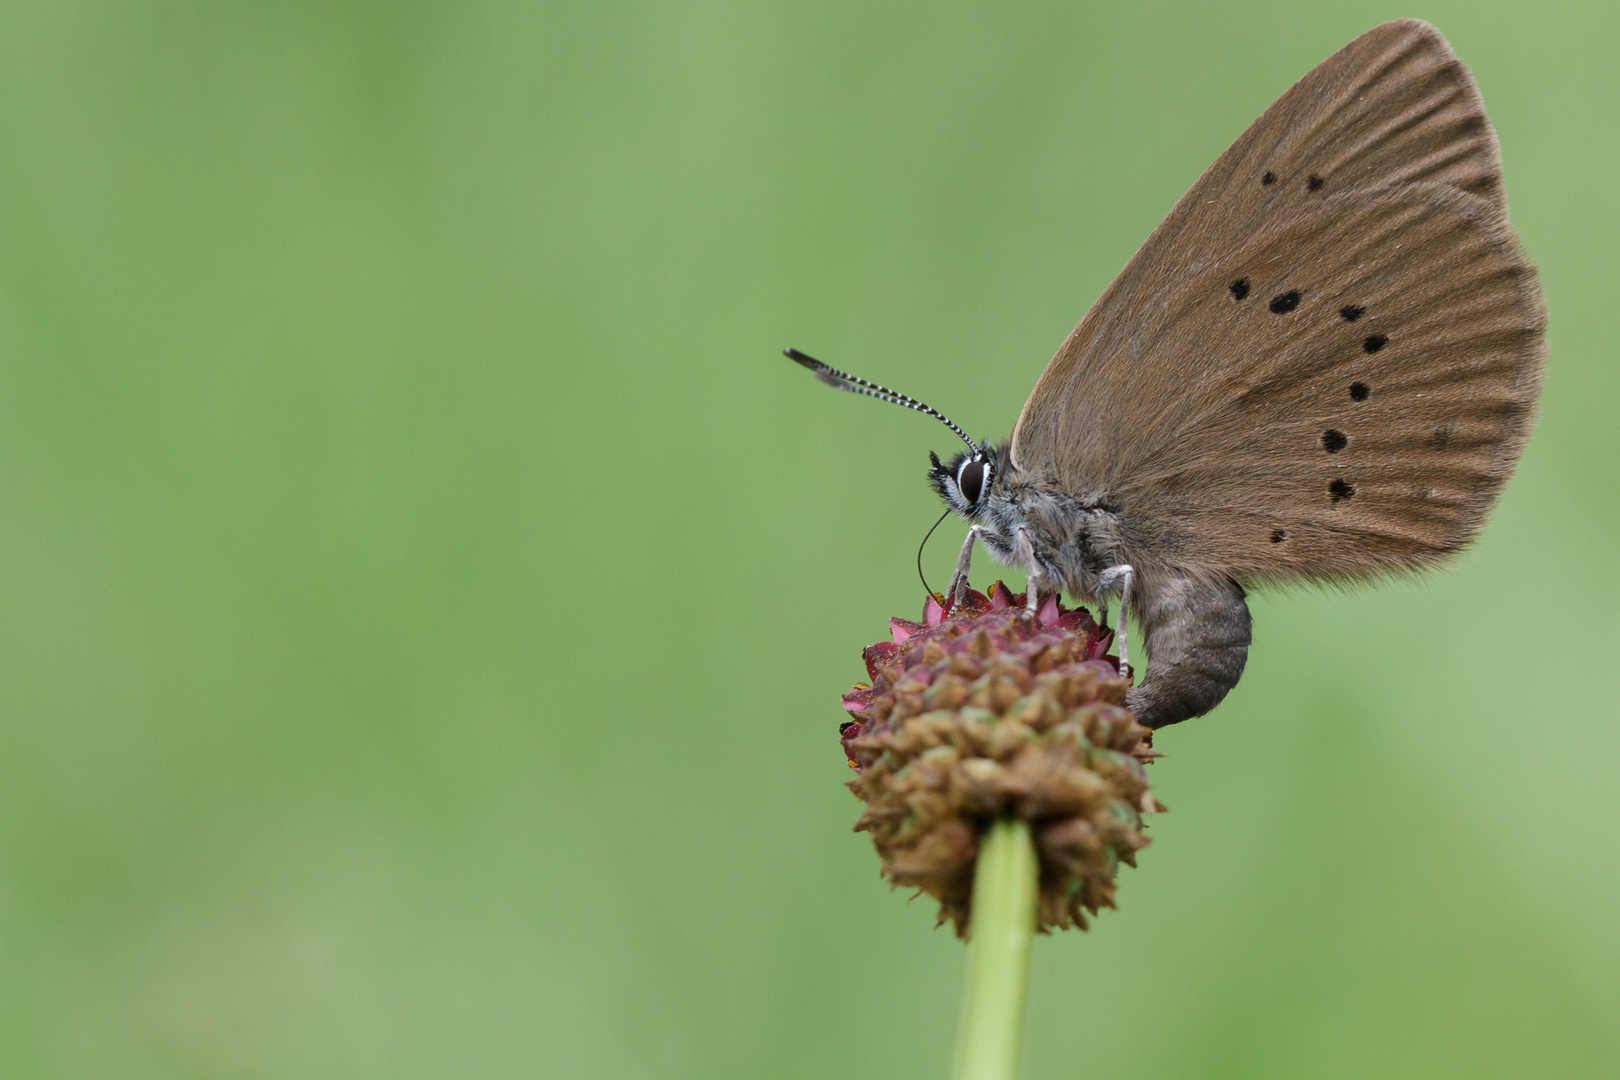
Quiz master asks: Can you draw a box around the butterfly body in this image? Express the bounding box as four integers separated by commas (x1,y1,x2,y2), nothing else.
933,445,1254,727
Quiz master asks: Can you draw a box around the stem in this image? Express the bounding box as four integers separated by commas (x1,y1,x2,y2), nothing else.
949,818,1038,1080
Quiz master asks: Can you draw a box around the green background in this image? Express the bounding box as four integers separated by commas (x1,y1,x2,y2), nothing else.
2,1,1615,1077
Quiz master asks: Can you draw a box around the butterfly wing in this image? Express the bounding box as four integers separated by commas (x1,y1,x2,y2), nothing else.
1085,185,1541,582
1010,19,1545,583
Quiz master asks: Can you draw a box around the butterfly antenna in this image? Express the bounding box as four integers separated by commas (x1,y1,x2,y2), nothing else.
783,348,978,453
916,508,951,600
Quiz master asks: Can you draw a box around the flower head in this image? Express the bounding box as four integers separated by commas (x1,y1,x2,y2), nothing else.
839,583,1162,936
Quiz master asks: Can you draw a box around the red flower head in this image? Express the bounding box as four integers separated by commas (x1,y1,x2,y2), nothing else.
839,584,1162,935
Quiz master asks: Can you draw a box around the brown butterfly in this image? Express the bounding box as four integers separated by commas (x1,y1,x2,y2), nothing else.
788,19,1546,728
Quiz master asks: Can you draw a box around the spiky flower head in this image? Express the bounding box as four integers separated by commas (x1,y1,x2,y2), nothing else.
839,583,1162,936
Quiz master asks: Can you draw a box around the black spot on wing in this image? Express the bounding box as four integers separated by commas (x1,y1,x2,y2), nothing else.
1269,291,1301,314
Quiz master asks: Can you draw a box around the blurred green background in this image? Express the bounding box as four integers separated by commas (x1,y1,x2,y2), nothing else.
1,1,1615,1076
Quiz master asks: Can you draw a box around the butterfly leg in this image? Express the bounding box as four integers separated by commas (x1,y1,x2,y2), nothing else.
1012,525,1045,615
1096,564,1135,682
947,525,982,605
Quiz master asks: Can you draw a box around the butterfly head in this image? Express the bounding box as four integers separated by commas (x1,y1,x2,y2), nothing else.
929,442,1002,520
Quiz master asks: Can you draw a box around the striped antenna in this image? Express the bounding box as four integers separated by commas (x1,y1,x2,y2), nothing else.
783,348,978,453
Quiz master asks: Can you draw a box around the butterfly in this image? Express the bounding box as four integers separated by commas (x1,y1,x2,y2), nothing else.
788,20,1546,728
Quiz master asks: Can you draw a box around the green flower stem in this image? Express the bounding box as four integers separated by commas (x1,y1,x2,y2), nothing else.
949,818,1038,1080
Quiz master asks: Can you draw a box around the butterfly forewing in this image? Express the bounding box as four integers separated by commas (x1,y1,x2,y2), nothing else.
1011,19,1545,583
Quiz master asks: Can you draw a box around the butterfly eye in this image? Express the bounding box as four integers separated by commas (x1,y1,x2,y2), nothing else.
957,457,989,506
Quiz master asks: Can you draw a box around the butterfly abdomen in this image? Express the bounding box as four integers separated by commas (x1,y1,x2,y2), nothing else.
1124,571,1251,729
